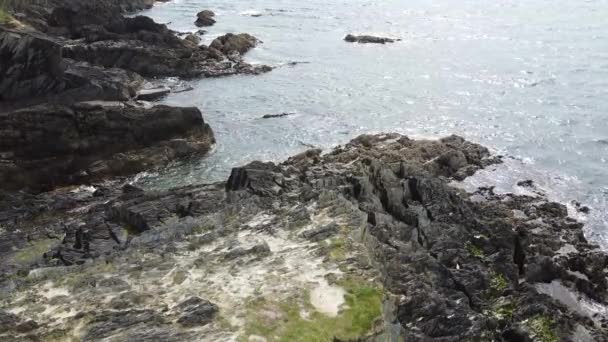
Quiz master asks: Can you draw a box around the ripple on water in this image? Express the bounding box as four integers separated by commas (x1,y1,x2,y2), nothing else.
136,0,608,248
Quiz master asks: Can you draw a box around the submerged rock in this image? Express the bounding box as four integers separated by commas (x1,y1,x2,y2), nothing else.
344,34,399,44
262,112,293,119
195,10,216,27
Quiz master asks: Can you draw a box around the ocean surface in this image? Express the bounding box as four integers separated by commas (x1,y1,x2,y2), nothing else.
135,0,608,246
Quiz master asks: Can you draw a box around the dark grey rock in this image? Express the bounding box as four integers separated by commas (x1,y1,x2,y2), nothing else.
300,223,339,242
0,102,214,191
344,34,399,44
83,309,164,341
136,88,170,101
210,33,258,55
195,10,216,27
176,297,218,327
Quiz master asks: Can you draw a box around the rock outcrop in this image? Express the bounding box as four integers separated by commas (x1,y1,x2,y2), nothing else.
0,102,214,191
210,33,258,55
0,29,65,101
1,134,605,341
344,34,399,44
195,10,215,27
0,29,147,108
1,0,270,106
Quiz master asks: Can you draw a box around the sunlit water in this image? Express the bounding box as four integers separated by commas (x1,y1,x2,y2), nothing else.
134,0,608,246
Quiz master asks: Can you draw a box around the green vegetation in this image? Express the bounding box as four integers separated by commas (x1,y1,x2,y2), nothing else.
492,299,515,320
0,0,13,24
11,238,58,265
242,277,383,341
191,223,214,235
465,241,484,258
216,315,239,332
527,315,559,342
0,8,10,23
322,237,347,261
489,271,508,294
173,270,187,285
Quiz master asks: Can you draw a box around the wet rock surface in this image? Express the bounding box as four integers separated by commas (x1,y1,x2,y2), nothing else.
0,0,270,108
195,10,216,27
1,134,605,341
0,102,214,191
344,34,399,44
210,33,259,55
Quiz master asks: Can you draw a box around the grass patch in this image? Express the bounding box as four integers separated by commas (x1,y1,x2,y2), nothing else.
492,299,515,320
327,238,347,261
0,8,11,24
241,277,383,341
172,270,187,285
465,241,484,258
489,271,508,295
527,315,559,342
11,238,58,265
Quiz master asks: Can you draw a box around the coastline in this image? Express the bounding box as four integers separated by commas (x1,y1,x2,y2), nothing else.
0,1,607,341
1,134,607,340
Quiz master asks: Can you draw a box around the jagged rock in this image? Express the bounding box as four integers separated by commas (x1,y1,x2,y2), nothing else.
300,223,339,242
63,60,144,101
176,297,218,327
0,102,214,191
0,29,66,101
2,134,607,341
83,309,165,341
136,88,170,101
210,33,258,55
0,29,145,106
344,34,398,44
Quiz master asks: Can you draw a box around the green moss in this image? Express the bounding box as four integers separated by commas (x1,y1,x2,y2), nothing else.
43,329,75,342
11,239,58,265
191,224,213,235
328,238,346,261
527,315,559,342
241,276,383,341
0,9,10,23
123,224,141,236
216,314,238,332
489,272,508,294
466,242,484,258
173,270,187,285
492,299,515,320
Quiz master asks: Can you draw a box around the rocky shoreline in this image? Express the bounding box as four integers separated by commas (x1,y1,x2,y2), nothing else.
1,1,607,341
1,0,271,189
0,134,606,341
